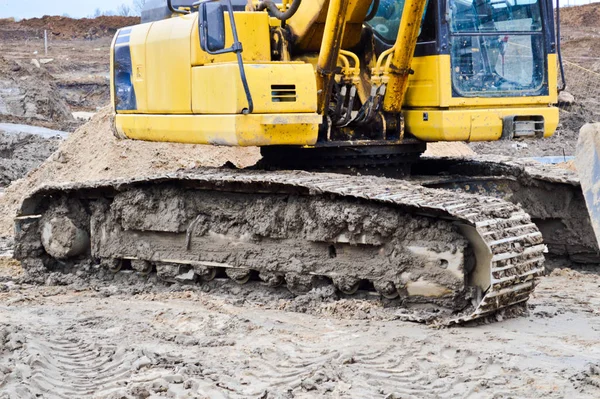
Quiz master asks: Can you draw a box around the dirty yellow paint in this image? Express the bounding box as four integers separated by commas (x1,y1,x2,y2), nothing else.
115,113,321,146
405,54,559,108
144,14,195,113
112,9,559,147
192,63,317,114
191,12,271,66
403,106,559,141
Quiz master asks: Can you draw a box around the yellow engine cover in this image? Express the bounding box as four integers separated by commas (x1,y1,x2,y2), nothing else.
111,12,322,147
192,63,318,114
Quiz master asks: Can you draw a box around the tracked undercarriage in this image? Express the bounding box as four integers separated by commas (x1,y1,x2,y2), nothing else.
14,168,545,324
412,156,596,263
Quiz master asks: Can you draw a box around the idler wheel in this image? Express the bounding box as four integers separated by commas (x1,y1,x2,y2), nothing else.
374,280,399,299
41,216,89,259
196,267,217,282
334,278,360,295
226,268,251,285
104,258,122,273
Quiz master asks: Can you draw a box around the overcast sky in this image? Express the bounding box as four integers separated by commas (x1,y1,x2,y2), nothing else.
0,0,140,19
0,0,598,19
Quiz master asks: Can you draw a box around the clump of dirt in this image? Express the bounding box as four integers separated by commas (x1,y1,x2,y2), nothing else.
0,107,262,236
424,142,475,157
556,159,576,172
0,16,139,40
0,57,76,131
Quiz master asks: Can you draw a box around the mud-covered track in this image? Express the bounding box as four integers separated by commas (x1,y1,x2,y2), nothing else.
413,156,596,263
15,168,545,324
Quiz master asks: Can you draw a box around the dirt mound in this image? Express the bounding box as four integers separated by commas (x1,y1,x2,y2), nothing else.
0,16,139,40
0,107,262,236
0,57,75,131
556,159,577,172
561,37,600,73
424,142,475,157
560,4,600,28
0,128,64,186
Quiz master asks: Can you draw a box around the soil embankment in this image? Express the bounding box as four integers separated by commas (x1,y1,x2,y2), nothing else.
0,15,140,40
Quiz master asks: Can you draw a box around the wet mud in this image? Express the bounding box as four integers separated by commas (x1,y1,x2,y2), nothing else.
1,258,599,398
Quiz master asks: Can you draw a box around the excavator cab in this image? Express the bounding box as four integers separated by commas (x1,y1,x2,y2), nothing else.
445,0,547,96
365,0,557,142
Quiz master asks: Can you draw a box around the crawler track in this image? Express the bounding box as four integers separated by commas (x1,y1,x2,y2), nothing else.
14,168,545,324
413,156,596,263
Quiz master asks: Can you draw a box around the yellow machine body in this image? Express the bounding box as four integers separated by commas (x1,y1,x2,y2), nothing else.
111,0,559,146
112,12,321,146
403,54,558,141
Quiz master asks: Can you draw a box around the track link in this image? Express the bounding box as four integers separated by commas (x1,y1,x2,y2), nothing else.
413,155,596,263
14,169,545,324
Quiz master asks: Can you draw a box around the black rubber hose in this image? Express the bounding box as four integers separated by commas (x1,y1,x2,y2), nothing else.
168,0,189,15
256,0,302,21
365,0,380,21
555,0,566,91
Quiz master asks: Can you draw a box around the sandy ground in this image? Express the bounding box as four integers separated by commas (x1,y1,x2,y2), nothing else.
0,259,599,398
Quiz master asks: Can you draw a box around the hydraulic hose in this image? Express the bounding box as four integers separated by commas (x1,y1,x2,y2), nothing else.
256,0,302,21
167,0,190,14
365,0,380,21
556,0,566,91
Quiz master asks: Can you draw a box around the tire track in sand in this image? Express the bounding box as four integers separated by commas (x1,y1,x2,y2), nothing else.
201,330,518,398
24,336,136,398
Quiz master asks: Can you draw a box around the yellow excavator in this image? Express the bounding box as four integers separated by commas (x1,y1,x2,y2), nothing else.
14,0,566,323
115,0,558,161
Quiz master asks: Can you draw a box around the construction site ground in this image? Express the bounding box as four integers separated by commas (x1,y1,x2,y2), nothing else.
1,9,600,398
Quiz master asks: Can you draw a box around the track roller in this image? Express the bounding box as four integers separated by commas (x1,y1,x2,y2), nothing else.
195,266,217,282
103,258,122,273
131,260,153,275
374,280,400,299
225,268,251,285
333,277,361,295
